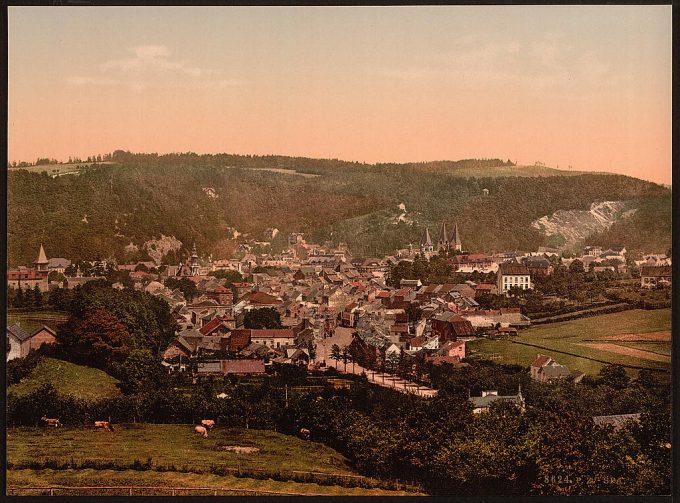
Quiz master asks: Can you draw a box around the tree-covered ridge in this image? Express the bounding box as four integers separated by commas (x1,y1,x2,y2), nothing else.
7,152,670,266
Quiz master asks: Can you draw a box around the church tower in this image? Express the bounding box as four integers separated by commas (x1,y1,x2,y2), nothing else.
420,227,433,254
451,222,462,252
33,244,49,277
190,243,199,276
437,222,450,252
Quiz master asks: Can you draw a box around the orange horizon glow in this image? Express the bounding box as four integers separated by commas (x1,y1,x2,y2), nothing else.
8,6,672,184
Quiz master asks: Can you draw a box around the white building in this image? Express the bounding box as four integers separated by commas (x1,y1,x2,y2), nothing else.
496,263,532,294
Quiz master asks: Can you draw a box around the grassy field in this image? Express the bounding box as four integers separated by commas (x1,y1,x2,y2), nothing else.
6,424,421,495
7,468,417,496
7,425,355,475
468,309,671,376
7,310,68,334
8,358,121,400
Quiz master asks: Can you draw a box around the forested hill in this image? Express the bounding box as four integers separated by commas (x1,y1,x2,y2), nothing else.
7,152,671,266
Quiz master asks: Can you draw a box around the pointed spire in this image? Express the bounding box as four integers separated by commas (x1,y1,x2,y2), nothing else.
438,222,449,249
420,227,433,247
34,244,48,265
452,222,462,250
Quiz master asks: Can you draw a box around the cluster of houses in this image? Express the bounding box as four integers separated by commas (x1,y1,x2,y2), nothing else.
6,231,671,380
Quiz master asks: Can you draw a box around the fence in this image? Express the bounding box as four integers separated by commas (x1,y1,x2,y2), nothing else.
7,485,329,496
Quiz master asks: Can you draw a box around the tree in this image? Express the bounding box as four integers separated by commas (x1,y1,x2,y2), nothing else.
569,259,585,274
164,277,197,301
14,287,25,308
111,349,165,394
406,303,423,323
341,345,349,372
32,285,42,307
330,344,341,369
243,308,282,329
48,271,66,283
598,364,630,389
57,308,133,368
212,269,243,283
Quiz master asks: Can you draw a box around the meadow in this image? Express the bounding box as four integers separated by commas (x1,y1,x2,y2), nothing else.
7,310,68,334
468,309,671,376
6,425,420,495
8,357,121,400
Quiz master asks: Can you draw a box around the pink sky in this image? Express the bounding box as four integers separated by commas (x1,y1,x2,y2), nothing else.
8,6,672,183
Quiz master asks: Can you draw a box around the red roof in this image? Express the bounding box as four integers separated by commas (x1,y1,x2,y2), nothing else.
376,291,391,298
425,355,463,366
221,359,265,374
248,291,282,305
250,329,295,339
8,269,44,280
228,330,252,352
531,354,552,368
199,318,230,336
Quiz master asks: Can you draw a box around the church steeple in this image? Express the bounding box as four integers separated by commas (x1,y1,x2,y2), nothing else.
420,227,433,253
437,222,450,251
190,242,199,276
451,222,462,252
33,244,49,275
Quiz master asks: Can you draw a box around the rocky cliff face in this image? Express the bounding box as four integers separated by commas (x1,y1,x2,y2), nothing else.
532,201,636,250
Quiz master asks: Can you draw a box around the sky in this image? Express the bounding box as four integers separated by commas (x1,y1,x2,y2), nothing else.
7,6,672,184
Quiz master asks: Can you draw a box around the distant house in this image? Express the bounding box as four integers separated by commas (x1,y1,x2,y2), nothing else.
27,325,57,352
522,256,553,276
529,354,584,383
249,329,296,349
438,340,465,359
430,312,475,342
497,263,532,294
474,283,499,297
469,389,525,414
584,245,603,257
640,265,672,289
7,324,56,361
47,257,71,274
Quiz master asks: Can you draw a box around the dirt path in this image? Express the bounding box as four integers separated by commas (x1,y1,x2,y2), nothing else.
594,331,671,342
578,343,671,363
315,328,437,398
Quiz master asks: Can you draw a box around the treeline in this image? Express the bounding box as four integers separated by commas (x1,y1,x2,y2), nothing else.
8,151,671,266
6,356,671,496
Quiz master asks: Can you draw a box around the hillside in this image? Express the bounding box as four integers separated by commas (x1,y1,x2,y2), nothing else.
8,357,121,400
7,152,671,265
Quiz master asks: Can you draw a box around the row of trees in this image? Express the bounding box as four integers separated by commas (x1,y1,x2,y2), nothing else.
7,285,44,309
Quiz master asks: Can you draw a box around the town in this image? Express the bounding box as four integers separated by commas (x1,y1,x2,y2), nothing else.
8,223,671,397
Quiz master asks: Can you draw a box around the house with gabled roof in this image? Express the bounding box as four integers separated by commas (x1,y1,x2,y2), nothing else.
470,389,525,414
530,354,584,383
7,324,57,361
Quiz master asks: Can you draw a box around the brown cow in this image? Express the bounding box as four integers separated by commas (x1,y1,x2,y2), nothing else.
94,419,113,431
41,416,61,427
299,428,311,440
201,419,215,429
195,425,208,438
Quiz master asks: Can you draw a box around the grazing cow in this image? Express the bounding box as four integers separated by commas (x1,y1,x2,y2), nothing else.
201,419,215,429
41,416,61,427
94,420,113,432
299,428,311,440
195,425,208,438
